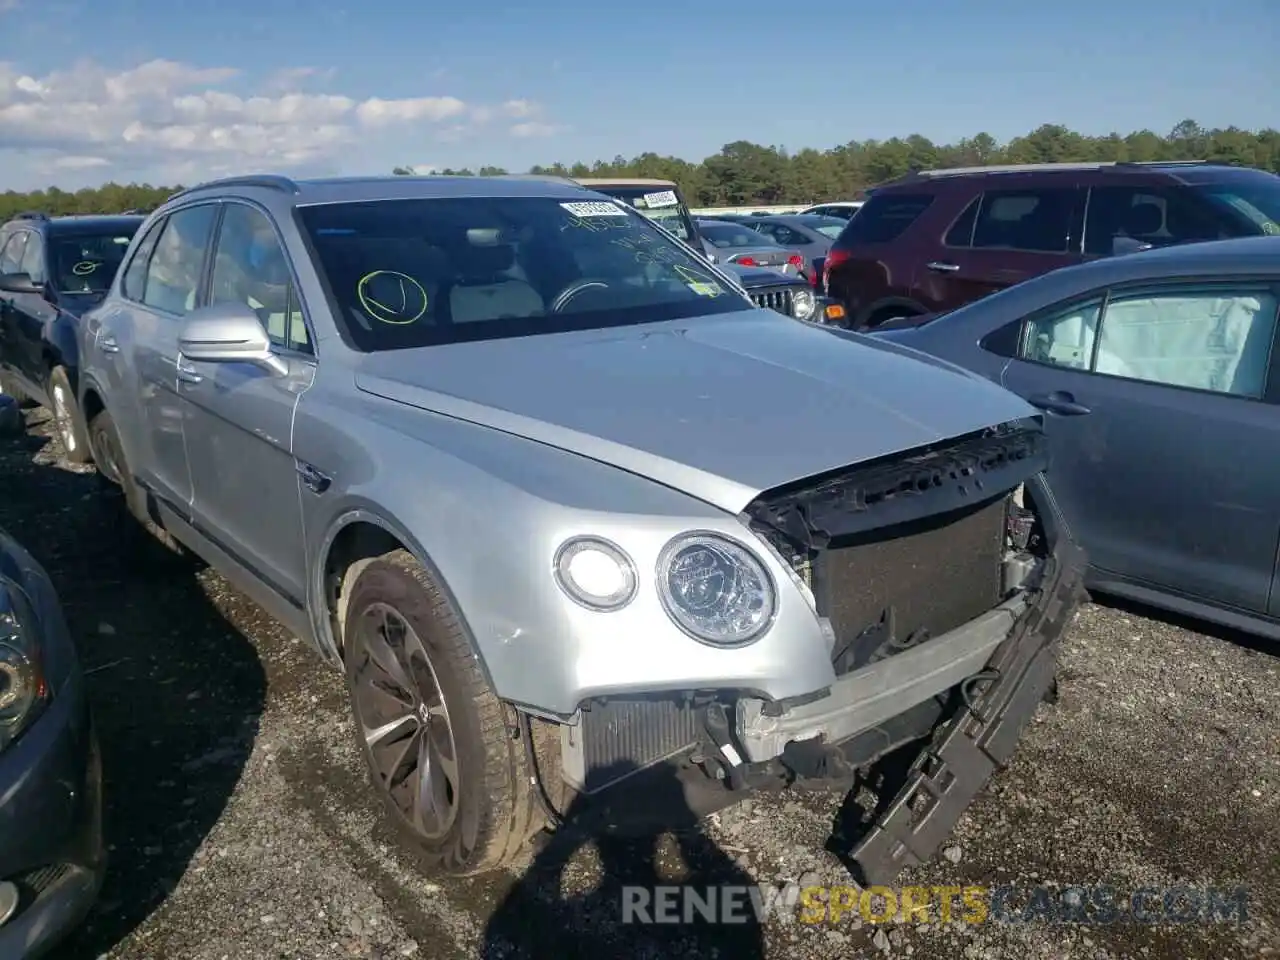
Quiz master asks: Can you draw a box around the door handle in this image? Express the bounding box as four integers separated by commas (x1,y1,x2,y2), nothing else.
1027,391,1091,416
925,261,960,273
175,360,204,385
295,460,331,494
99,334,120,354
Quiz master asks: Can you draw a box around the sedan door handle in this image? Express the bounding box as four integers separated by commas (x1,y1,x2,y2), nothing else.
1027,391,1091,416
925,261,960,273
99,334,120,354
175,360,204,385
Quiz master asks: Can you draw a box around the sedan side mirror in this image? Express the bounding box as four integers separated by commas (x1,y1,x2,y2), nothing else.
178,301,287,376
0,272,42,295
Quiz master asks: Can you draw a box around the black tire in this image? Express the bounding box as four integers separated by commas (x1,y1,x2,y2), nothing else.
87,407,197,565
0,371,34,408
342,549,540,875
48,366,93,464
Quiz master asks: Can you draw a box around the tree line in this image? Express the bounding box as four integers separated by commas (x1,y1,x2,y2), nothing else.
3,120,1277,220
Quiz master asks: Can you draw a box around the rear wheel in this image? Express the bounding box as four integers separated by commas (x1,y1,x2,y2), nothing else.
87,408,197,564
342,549,540,875
49,366,92,463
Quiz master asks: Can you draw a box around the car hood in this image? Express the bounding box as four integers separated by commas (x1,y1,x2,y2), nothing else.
724,263,800,288
354,311,1037,515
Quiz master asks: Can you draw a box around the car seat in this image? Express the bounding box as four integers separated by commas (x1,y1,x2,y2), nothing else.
446,242,543,324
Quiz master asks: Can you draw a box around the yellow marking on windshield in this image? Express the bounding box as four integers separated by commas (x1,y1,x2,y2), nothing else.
357,270,429,325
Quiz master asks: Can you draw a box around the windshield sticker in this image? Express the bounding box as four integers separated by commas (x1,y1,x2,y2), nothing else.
357,270,429,325
560,201,626,218
673,264,724,297
72,261,100,276
642,190,678,209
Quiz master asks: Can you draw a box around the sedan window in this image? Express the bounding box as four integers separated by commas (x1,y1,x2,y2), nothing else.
1019,285,1279,398
1096,288,1278,398
299,196,748,351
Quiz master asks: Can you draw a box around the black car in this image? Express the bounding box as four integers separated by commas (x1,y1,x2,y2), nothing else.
0,212,145,461
0,521,103,958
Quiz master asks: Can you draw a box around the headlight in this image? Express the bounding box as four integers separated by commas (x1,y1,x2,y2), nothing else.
0,582,49,752
790,288,817,321
554,537,638,611
657,533,776,646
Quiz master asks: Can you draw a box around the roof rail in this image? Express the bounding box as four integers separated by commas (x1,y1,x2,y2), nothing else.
911,162,1123,178
14,210,49,221
1114,160,1215,167
495,173,585,186
168,174,301,202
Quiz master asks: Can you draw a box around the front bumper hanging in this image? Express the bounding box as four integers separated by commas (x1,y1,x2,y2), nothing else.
836,537,1087,885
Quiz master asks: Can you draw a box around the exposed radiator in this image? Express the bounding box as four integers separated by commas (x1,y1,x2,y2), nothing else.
815,495,1007,675
578,698,702,794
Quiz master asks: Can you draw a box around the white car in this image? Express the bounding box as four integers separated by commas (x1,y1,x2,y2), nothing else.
798,201,864,220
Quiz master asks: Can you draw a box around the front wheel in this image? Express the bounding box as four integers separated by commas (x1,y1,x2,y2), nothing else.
342,549,540,875
49,366,92,463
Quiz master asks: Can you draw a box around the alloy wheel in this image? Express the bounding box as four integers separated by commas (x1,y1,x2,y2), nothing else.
352,603,460,839
52,384,76,453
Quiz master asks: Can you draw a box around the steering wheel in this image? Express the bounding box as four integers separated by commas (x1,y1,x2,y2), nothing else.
550,279,611,313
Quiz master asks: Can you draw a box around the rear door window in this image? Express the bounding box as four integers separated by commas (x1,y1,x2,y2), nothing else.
835,193,933,245
972,188,1077,253
1084,186,1224,255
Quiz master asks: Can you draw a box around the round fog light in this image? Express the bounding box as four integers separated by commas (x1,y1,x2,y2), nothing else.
554,538,638,611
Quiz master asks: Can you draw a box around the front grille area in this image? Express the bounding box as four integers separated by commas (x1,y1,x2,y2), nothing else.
815,496,1007,675
750,287,796,315
746,421,1048,676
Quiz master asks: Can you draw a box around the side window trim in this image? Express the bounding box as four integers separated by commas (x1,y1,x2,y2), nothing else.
216,198,317,360
943,195,980,248
121,215,170,303
138,202,220,318
21,231,46,284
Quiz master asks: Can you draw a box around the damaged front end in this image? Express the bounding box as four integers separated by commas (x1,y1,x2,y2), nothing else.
554,417,1085,878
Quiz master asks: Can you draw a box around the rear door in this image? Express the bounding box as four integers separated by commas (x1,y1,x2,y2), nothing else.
912,185,1084,312
1000,278,1280,615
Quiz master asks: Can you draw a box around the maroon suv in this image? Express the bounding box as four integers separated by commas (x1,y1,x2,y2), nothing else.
823,161,1280,331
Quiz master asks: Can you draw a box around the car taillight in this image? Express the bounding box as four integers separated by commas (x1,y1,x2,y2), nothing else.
823,247,851,292
734,255,756,266
788,254,804,268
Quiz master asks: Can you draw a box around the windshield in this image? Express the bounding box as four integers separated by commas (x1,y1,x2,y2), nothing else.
51,231,137,293
582,185,696,243
700,222,783,249
1201,181,1280,235
298,196,747,351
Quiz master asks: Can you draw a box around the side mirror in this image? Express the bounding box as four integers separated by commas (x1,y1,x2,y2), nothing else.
0,272,42,295
1111,235,1153,257
178,301,287,375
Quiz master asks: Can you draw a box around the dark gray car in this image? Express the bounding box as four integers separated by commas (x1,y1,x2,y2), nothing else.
0,517,103,958
873,235,1280,641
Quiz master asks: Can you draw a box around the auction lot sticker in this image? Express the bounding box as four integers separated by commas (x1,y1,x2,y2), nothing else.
561,201,627,218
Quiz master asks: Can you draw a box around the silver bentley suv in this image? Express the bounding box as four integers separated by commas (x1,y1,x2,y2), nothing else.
76,173,1084,881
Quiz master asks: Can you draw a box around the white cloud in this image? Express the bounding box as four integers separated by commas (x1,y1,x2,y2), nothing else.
53,155,108,169
0,58,554,187
510,121,561,138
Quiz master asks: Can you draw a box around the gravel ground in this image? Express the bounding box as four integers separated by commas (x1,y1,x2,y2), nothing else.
2,407,1276,960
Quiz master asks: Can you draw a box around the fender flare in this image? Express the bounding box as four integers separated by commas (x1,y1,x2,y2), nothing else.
309,507,501,694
